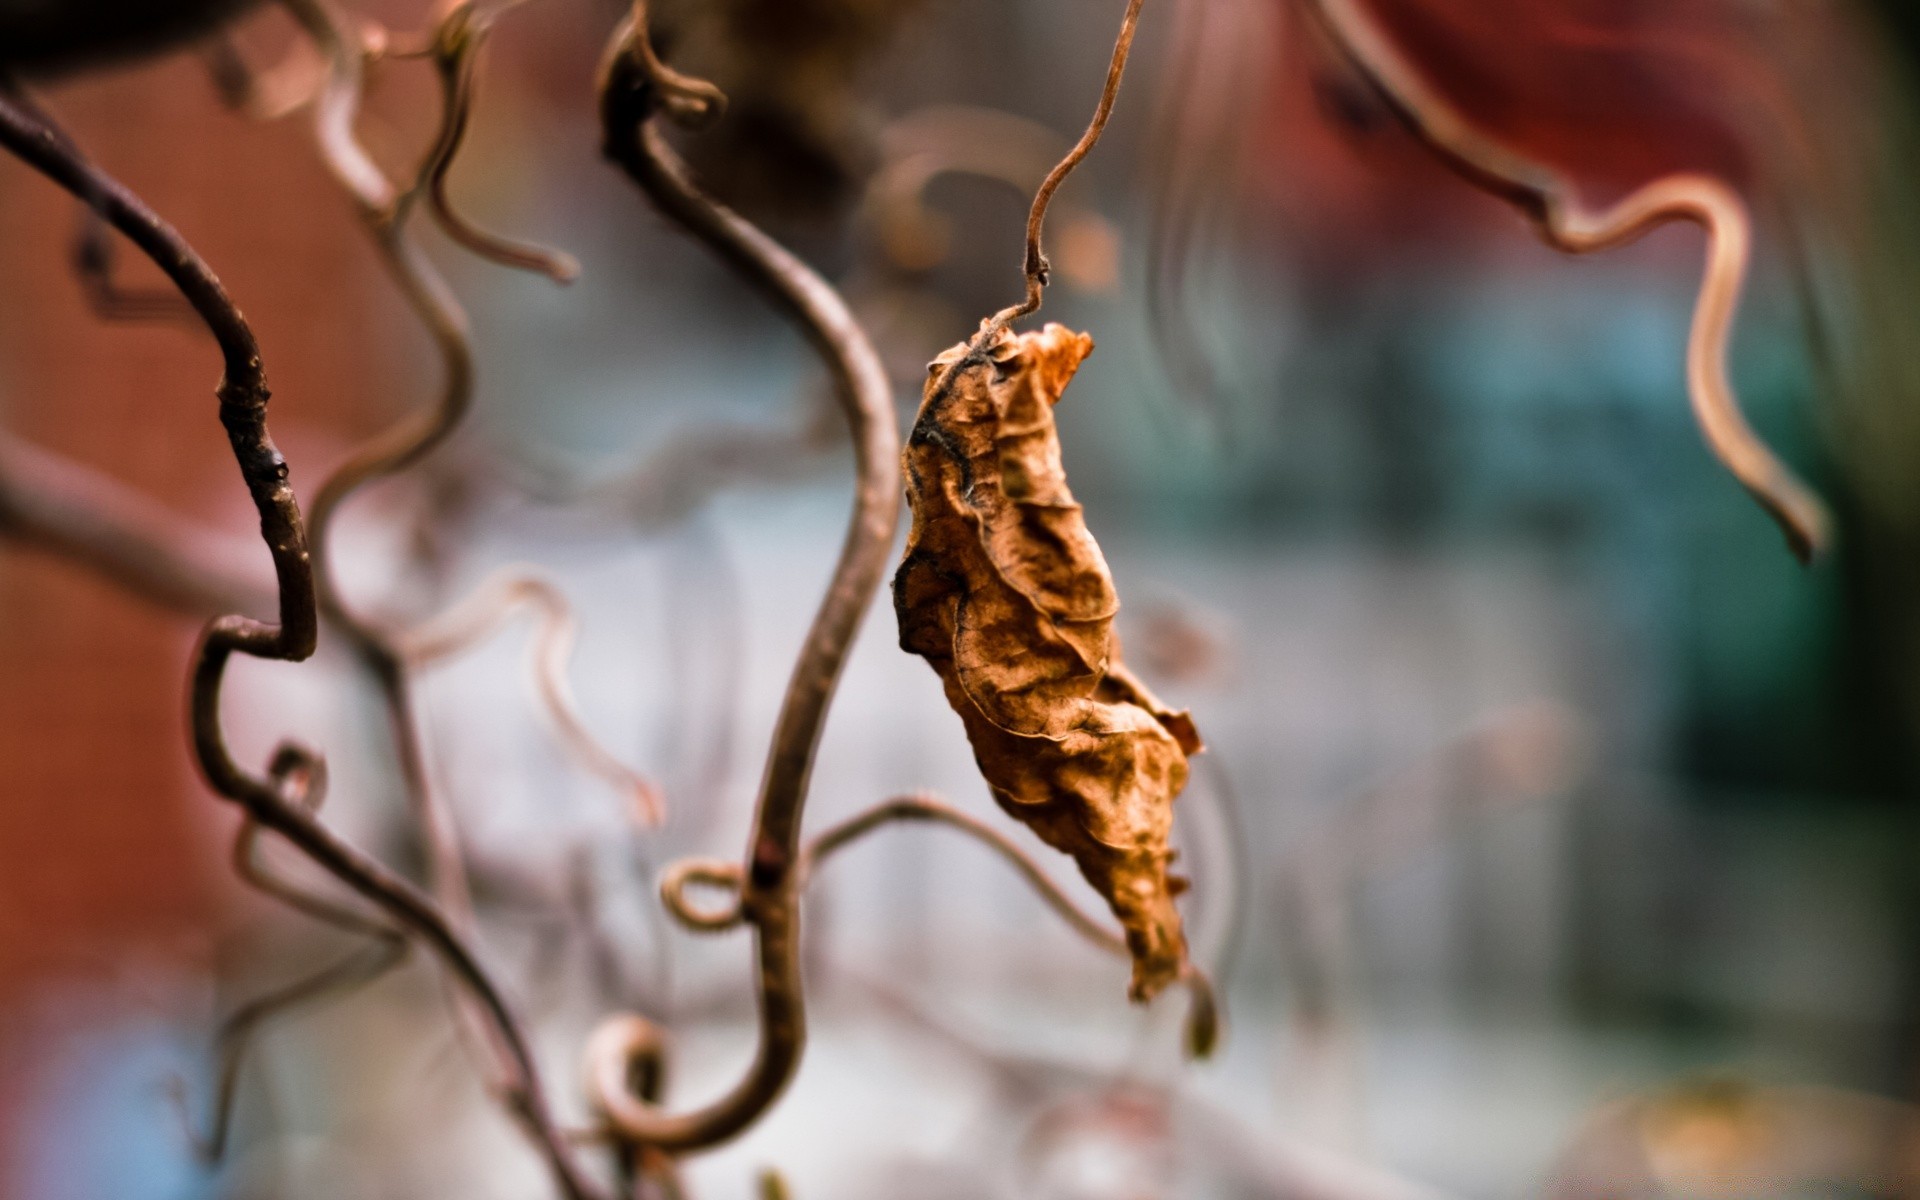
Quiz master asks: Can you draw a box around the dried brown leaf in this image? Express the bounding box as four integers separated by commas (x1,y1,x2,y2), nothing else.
894,322,1203,1001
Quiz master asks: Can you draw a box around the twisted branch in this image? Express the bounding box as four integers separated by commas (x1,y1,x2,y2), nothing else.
401,568,662,825
424,1,580,282
172,752,412,1162
586,0,902,1153
0,74,522,1188
253,5,616,1194
1300,0,1831,563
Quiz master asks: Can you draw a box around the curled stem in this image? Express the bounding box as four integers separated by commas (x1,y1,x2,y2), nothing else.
284,0,481,937
923,0,1147,439
803,796,1123,952
424,1,581,282
802,795,1218,1059
658,857,747,933
1006,0,1146,323
177,752,410,1163
402,568,663,825
0,75,519,1185
1301,0,1831,562
587,0,902,1153
0,84,316,673
864,105,1099,275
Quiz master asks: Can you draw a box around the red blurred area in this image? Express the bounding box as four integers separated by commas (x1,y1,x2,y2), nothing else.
1259,0,1873,263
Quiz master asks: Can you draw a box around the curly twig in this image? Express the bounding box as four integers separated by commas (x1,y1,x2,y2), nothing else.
242,7,618,1195
921,0,1146,448
586,0,902,1153
1299,0,1831,563
1005,0,1145,323
806,796,1123,949
802,795,1217,1058
173,750,413,1162
863,105,1100,275
0,85,314,675
402,568,662,825
424,1,580,282
0,75,499,1184
280,0,484,943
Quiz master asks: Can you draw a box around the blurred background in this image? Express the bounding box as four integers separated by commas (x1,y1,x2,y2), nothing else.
5,0,1920,1196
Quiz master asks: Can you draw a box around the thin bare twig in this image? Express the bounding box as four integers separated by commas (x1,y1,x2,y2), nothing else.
173,751,413,1162
202,29,327,122
1300,0,1831,563
282,0,483,940
0,73,478,1185
1006,0,1146,323
0,87,312,672
862,105,1101,275
587,0,902,1153
260,6,617,1194
801,795,1218,1058
402,568,662,825
0,432,272,618
805,796,1123,950
424,1,580,282
923,0,1147,412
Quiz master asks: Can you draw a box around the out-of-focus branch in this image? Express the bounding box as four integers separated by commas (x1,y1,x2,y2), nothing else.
0,433,273,618
1300,0,1831,563
424,1,579,282
402,568,662,825
283,0,480,941
861,105,1113,284
805,796,1123,950
802,795,1218,1059
173,752,411,1163
260,6,615,1196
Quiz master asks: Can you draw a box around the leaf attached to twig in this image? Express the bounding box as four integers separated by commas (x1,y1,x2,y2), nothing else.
894,322,1203,1001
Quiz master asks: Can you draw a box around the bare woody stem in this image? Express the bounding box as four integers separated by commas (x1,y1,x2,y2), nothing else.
178,754,411,1163
654,793,1219,1060
926,0,1147,416
283,0,586,941
265,6,616,1195
803,797,1125,952
1299,0,1831,563
1007,0,1146,323
588,0,902,1153
426,2,580,282
0,83,316,668
802,796,1218,1059
0,77,520,1185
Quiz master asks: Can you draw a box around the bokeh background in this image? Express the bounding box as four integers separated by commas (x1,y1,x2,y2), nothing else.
5,0,1920,1196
